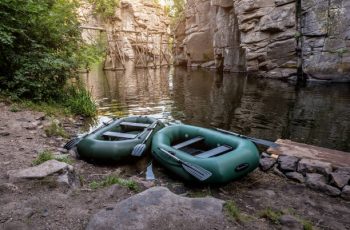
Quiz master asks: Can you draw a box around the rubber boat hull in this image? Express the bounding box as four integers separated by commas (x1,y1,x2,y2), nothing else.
77,116,164,161
152,124,260,183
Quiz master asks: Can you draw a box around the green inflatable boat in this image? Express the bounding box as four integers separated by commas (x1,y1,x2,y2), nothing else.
151,124,260,183
77,116,164,161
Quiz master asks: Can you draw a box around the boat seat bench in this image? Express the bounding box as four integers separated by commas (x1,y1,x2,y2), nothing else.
120,122,150,128
103,131,137,139
172,136,204,149
195,145,233,158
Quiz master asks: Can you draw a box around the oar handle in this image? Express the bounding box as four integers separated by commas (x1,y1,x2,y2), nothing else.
216,128,244,138
215,128,279,148
159,148,181,163
141,120,158,144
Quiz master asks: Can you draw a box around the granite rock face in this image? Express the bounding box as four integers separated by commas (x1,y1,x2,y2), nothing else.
301,0,350,81
234,0,297,78
79,0,171,69
177,0,350,81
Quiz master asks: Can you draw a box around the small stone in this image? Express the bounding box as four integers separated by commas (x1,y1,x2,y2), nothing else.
35,112,45,120
330,170,350,189
261,152,270,158
42,209,49,217
306,173,341,196
278,155,299,172
341,186,350,200
0,131,10,136
322,184,341,197
305,173,327,188
259,157,276,171
57,147,68,153
297,159,332,176
285,172,305,183
0,183,19,192
7,160,69,182
279,214,303,229
273,165,286,178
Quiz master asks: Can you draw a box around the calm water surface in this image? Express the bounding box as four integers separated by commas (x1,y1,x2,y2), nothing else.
80,63,350,152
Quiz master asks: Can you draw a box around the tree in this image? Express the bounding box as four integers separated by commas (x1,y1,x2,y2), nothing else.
0,0,84,101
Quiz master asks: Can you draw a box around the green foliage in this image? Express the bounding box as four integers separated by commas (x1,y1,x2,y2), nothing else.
18,100,70,116
9,105,21,112
0,0,84,101
64,85,97,117
32,150,74,166
0,0,99,116
55,155,73,165
302,220,313,230
224,201,244,222
32,150,55,166
89,175,139,191
259,207,283,224
88,0,120,19
44,121,68,138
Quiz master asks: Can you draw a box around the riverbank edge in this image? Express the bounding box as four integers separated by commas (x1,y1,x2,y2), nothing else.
0,102,348,229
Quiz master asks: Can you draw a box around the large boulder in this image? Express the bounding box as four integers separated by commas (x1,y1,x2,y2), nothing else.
86,187,231,230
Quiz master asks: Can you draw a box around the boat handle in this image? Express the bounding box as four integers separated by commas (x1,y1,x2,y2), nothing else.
235,163,249,172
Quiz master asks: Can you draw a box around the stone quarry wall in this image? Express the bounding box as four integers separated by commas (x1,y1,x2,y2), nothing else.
79,0,171,69
301,0,350,81
177,0,350,81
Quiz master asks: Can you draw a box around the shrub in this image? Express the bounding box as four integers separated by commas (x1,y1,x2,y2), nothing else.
64,85,97,117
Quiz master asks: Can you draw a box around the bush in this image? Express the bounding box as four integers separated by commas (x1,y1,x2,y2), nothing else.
0,0,98,117
64,85,97,117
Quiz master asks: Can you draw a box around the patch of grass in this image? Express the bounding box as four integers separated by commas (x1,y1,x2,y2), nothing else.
259,207,283,224
9,104,21,112
302,220,313,230
64,85,97,118
44,122,68,138
32,150,74,166
188,187,212,198
2,84,97,118
55,155,73,165
224,200,244,222
32,150,55,166
20,100,70,116
89,175,139,191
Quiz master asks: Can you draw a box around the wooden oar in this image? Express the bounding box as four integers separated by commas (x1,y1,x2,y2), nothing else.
64,118,116,150
131,120,159,157
215,128,279,148
159,148,212,181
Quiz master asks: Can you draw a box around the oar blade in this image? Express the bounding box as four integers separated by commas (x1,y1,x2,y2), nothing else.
131,144,146,157
248,138,279,148
182,162,212,181
63,137,82,150
146,162,155,180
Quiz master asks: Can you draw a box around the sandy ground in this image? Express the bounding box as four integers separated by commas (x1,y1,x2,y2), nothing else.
0,101,349,230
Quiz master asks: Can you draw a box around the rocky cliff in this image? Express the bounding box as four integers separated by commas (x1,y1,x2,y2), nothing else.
301,0,350,81
176,0,350,81
79,0,171,70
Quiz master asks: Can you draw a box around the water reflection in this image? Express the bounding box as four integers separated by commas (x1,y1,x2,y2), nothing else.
80,64,350,152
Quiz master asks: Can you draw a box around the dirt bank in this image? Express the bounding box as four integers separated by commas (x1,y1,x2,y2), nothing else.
0,102,349,230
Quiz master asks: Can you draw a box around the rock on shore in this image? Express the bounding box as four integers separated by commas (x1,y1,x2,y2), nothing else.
86,187,229,230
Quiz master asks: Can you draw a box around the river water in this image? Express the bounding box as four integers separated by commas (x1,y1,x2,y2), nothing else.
80,63,350,152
